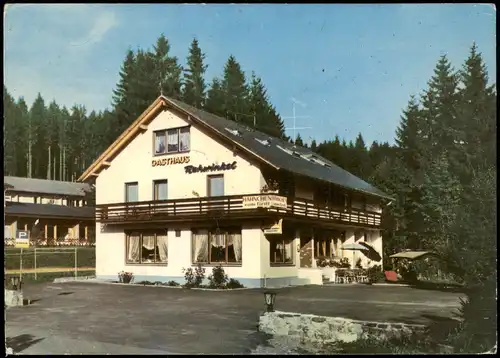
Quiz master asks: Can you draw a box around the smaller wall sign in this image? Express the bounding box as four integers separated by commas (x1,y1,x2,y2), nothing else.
263,219,283,235
15,230,30,249
242,194,288,209
184,161,237,174
152,156,190,167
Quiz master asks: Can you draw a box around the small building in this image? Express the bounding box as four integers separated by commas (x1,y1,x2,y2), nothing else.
79,96,392,287
4,176,95,245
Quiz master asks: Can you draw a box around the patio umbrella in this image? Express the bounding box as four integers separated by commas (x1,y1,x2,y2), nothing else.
358,241,382,262
341,243,368,268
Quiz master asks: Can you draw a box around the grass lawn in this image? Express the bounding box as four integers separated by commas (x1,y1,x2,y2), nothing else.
5,270,96,284
5,247,96,270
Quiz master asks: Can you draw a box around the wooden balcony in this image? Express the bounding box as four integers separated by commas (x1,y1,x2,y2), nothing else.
96,194,381,228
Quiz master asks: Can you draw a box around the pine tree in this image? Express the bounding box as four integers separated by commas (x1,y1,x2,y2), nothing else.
221,55,248,122
205,77,226,117
153,34,182,99
456,43,497,180
112,49,138,141
45,101,62,180
182,38,207,108
310,139,318,152
3,87,18,175
419,55,460,162
294,133,304,146
15,97,29,177
353,132,369,179
420,152,462,250
247,72,287,138
29,93,47,179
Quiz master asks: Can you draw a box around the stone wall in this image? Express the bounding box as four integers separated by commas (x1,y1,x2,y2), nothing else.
5,289,23,307
259,311,426,344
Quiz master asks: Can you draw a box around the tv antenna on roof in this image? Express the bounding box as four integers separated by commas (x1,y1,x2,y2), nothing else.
283,97,312,141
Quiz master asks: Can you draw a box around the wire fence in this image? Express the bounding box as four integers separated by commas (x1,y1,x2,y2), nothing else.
4,239,96,282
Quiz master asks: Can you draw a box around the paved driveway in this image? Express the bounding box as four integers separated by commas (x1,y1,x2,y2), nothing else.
6,282,464,354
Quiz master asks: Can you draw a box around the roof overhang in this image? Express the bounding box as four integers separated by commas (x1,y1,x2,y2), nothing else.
78,96,278,182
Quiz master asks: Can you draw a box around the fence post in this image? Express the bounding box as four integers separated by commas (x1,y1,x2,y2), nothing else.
75,246,78,279
34,246,37,280
19,248,23,281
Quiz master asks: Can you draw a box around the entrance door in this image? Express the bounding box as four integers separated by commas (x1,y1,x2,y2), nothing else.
207,175,224,210
299,236,313,268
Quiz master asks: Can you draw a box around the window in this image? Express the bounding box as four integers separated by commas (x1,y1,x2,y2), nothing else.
270,238,294,265
192,228,242,265
126,231,168,264
153,180,168,200
315,238,332,258
125,182,138,202
154,126,190,155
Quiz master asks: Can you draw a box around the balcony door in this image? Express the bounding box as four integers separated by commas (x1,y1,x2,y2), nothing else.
207,175,224,211
153,180,168,215
125,182,139,219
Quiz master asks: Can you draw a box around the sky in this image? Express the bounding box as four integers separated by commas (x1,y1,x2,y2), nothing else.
4,4,496,146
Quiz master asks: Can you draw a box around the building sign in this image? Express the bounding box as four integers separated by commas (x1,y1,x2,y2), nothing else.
152,156,190,167
242,194,287,209
263,219,283,235
15,230,30,248
184,161,237,174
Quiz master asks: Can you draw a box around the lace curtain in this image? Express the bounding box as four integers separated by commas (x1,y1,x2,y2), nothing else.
193,230,209,262
227,232,242,262
179,127,190,151
127,234,140,263
167,129,179,152
155,132,165,154
284,239,293,263
157,235,168,263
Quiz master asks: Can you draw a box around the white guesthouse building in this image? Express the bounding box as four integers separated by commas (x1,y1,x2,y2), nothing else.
79,96,392,288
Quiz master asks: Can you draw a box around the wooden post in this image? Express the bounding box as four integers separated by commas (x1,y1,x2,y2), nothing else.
19,248,23,281
74,246,78,279
54,225,57,243
84,226,88,241
34,246,37,280
44,224,48,239
24,223,27,230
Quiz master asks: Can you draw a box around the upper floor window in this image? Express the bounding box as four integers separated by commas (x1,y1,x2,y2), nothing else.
153,180,168,200
125,182,139,202
154,126,190,155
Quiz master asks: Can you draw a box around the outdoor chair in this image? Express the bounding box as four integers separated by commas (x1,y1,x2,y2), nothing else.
335,270,348,284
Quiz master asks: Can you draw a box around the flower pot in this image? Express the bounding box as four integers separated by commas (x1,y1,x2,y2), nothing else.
122,277,132,284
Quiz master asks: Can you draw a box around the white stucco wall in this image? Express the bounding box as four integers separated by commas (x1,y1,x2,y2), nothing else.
96,223,265,284
95,109,264,204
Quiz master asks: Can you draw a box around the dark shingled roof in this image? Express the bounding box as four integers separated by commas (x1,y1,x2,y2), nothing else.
164,96,392,200
5,202,95,219
5,176,92,197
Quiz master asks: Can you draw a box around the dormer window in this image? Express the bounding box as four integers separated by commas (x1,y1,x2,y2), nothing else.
224,128,243,137
154,126,190,155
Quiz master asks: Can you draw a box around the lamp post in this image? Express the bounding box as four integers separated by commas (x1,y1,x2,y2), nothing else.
263,291,277,312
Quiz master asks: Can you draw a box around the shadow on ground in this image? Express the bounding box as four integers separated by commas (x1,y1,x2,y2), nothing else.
23,298,42,305
422,314,462,343
6,334,45,353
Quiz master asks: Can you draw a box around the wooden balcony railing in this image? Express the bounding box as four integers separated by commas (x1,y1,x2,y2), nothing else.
96,194,381,227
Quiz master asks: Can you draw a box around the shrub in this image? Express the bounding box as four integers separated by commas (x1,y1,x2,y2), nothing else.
339,257,351,268
366,265,385,284
118,271,134,284
182,263,205,288
137,280,154,286
164,280,180,287
226,278,244,289
208,265,229,289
